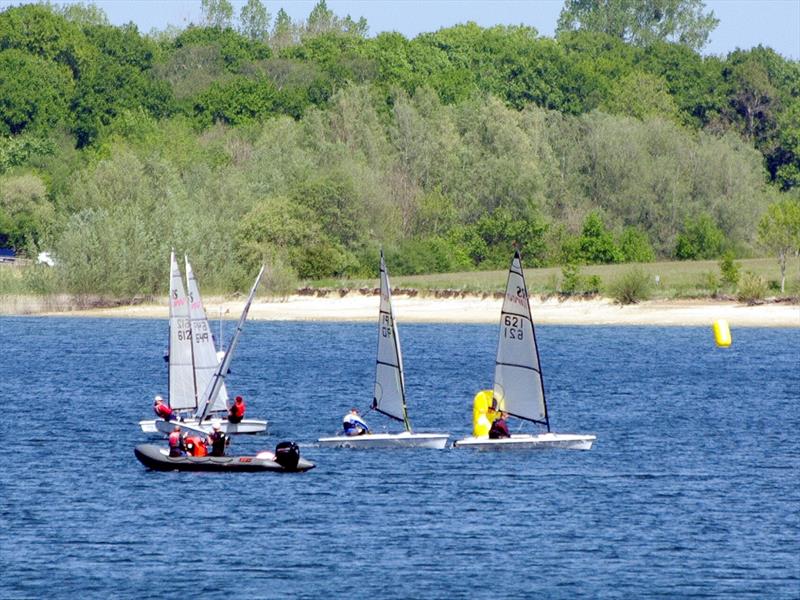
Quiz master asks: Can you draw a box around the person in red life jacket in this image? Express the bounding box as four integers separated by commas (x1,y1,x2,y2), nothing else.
153,395,174,421
228,396,246,424
489,411,511,439
168,426,184,457
209,420,229,457
184,434,209,457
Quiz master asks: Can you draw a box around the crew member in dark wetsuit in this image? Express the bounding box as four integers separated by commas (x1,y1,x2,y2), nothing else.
489,411,511,439
168,425,184,457
153,395,175,421
228,396,246,424
209,421,229,457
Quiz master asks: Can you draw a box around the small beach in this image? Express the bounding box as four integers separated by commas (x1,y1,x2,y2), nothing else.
5,293,798,327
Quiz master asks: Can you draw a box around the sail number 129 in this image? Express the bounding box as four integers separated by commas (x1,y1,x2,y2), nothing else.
503,315,523,340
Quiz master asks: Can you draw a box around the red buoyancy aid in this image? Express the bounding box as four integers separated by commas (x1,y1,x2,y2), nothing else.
168,430,181,448
155,403,173,419
230,399,245,418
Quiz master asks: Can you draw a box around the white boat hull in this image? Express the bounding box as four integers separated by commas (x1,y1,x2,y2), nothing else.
140,418,268,435
453,432,595,450
317,431,449,449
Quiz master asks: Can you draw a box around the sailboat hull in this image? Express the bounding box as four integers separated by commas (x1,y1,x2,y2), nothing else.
140,418,268,435
453,432,595,450
133,444,314,472
317,432,449,449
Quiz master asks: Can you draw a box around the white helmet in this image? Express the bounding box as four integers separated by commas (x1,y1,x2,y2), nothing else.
211,420,222,430
154,395,163,402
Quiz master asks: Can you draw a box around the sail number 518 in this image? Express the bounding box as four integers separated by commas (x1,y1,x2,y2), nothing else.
503,315,523,340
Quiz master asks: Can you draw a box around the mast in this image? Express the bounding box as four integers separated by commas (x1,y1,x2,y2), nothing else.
372,250,411,431
196,264,265,421
492,249,550,431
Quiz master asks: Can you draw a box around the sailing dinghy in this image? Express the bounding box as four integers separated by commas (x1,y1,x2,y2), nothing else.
139,254,267,435
454,250,596,450
318,252,449,449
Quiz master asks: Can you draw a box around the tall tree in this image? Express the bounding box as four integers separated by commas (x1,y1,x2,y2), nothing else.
201,0,234,29
556,0,719,51
271,8,294,50
239,0,270,41
757,198,800,293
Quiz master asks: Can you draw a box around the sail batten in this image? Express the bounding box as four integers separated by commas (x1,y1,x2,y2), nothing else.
492,250,550,430
168,251,196,410
373,251,410,431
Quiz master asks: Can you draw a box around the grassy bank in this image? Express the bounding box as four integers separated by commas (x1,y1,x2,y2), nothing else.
311,258,799,298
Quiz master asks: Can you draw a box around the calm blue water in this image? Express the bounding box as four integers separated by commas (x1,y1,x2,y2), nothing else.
1,317,798,599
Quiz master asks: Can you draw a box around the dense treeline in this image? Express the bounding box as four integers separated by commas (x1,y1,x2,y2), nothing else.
0,1,798,296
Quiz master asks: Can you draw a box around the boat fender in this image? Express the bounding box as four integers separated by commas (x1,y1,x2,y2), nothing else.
713,319,732,347
255,451,276,461
275,441,301,471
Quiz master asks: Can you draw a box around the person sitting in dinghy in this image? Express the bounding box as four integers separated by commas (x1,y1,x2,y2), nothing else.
228,396,246,424
168,426,184,457
489,412,511,439
342,408,369,436
153,395,175,421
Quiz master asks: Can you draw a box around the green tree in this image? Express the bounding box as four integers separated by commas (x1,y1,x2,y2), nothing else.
0,49,74,135
270,8,295,50
618,226,655,262
601,70,680,121
757,198,800,293
675,213,725,259
201,0,234,29
557,0,718,51
239,0,270,41
0,4,91,77
579,211,622,264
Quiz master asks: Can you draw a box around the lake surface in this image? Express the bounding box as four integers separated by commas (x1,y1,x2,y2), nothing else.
1,317,798,599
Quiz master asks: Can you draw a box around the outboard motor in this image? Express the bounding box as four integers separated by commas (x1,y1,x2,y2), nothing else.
274,441,300,470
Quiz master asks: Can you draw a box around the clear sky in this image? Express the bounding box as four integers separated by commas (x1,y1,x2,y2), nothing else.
2,0,798,59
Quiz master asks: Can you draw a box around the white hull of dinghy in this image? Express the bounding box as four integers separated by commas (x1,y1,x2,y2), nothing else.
453,432,595,450
140,418,268,435
317,431,449,449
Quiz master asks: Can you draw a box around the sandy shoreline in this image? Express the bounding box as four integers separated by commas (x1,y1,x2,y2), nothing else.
3,293,798,327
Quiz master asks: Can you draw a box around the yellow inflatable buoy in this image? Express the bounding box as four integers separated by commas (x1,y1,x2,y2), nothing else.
713,319,732,347
472,390,493,437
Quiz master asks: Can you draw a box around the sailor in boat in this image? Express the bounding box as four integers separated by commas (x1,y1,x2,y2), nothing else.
168,425,184,457
489,411,511,439
153,395,175,421
342,408,370,436
208,420,229,457
227,395,246,424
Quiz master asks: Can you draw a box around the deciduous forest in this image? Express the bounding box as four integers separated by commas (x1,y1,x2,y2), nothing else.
1,0,798,297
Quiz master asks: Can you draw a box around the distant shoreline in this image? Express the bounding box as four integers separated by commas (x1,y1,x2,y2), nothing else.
2,293,798,327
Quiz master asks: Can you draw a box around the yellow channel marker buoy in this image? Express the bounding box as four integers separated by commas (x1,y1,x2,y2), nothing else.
713,319,732,347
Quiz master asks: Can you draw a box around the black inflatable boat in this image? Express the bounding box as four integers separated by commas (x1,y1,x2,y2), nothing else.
134,442,315,472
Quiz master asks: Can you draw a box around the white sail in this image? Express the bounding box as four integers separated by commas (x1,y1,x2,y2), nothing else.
492,250,549,427
196,265,265,421
372,251,409,429
185,256,229,413
168,250,196,410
